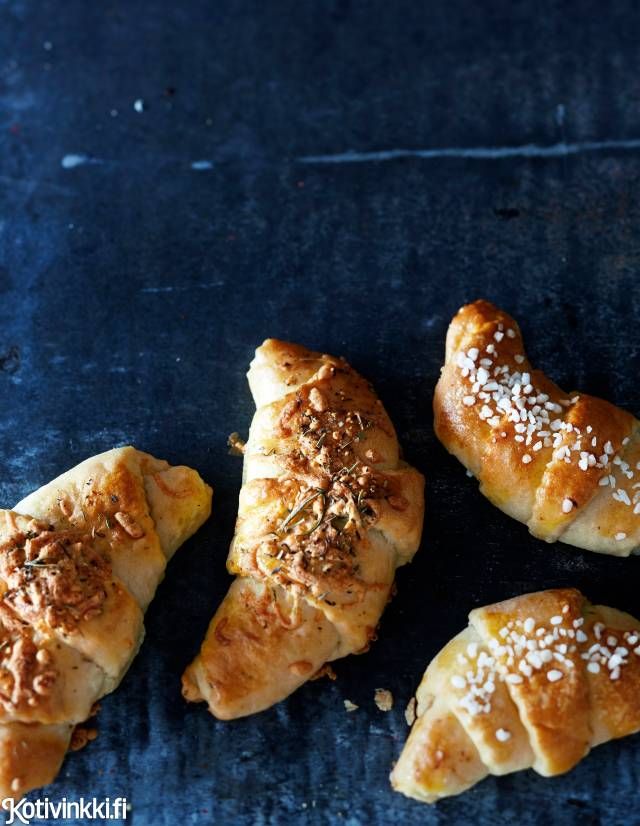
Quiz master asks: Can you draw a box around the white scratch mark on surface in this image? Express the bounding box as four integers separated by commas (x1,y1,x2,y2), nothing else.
61,154,104,169
0,175,71,196
2,90,37,112
61,155,215,171
191,160,214,170
421,314,441,329
140,281,224,294
297,138,640,164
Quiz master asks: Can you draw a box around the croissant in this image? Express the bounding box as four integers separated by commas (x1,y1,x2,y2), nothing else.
0,446,212,799
391,587,640,802
182,339,424,719
434,300,640,555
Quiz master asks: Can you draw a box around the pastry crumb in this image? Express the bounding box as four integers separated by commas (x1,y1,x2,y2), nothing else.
374,688,393,712
405,697,417,726
70,726,98,751
343,699,359,712
227,432,246,456
310,663,337,681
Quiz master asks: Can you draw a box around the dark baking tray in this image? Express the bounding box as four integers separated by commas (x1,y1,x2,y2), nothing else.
1,1,639,823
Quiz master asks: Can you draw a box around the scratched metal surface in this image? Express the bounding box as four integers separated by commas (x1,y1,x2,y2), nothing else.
1,1,640,824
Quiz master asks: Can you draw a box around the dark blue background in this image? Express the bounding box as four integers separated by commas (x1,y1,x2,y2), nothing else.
1,1,640,824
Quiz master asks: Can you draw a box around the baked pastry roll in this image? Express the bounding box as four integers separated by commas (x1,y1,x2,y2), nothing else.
434,300,640,555
391,588,640,802
182,339,424,719
0,446,211,800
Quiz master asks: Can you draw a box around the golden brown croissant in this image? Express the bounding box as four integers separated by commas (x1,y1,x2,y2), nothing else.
434,300,640,555
182,339,424,719
0,446,212,800
391,588,640,802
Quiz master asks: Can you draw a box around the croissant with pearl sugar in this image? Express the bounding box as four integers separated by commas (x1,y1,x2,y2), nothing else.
434,300,640,555
391,588,640,802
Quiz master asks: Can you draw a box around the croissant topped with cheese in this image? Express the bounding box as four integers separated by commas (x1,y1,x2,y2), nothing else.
391,588,640,802
434,300,640,555
182,339,425,719
0,446,212,800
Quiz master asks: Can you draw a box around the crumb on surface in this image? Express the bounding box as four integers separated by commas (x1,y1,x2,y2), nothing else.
310,663,337,681
343,699,358,712
227,432,246,455
404,696,417,726
70,726,98,751
374,687,393,712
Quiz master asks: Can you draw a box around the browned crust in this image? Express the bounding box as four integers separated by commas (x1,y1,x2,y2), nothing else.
0,722,72,800
181,578,339,719
471,589,591,775
0,447,211,800
434,300,639,553
392,588,640,803
183,339,425,717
